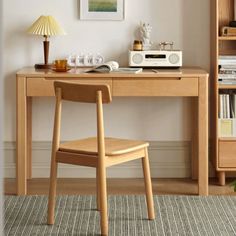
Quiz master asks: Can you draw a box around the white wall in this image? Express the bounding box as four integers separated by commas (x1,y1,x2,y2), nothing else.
2,0,210,177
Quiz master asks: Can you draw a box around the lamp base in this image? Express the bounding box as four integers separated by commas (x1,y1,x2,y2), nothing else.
35,63,52,69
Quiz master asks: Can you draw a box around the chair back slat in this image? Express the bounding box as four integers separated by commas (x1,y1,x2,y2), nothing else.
54,81,112,103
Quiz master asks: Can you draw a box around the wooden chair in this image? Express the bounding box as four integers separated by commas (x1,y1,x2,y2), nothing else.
47,81,155,235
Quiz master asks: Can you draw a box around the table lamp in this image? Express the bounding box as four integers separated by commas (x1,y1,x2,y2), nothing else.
27,15,66,69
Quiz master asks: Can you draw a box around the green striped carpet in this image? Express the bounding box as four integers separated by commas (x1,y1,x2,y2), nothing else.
4,195,236,235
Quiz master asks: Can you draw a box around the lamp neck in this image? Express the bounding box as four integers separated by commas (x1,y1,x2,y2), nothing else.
43,35,49,41
43,40,50,65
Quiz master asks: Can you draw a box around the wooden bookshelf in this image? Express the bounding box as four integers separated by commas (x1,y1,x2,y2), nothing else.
211,0,236,186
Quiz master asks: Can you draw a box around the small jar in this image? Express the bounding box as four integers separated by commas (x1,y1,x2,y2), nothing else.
133,40,143,51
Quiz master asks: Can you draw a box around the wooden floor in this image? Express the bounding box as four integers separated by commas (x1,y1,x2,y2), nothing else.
4,178,236,196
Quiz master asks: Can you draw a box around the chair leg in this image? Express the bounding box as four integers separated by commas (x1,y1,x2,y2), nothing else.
47,158,58,225
142,147,155,220
96,167,100,211
99,165,108,235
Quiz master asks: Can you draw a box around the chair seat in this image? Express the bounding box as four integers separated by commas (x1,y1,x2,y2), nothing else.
59,137,149,156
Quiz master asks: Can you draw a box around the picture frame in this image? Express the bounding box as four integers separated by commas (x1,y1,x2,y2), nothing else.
80,0,124,21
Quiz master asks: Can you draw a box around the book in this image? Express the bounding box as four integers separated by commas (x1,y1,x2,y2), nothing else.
218,119,233,137
217,93,236,135
86,61,142,74
219,94,223,118
220,65,236,70
111,67,143,74
86,61,119,73
230,92,235,118
223,94,227,118
218,74,236,79
218,80,236,84
226,94,230,118
218,56,236,65
218,118,236,137
221,26,236,36
233,119,236,136
233,94,236,118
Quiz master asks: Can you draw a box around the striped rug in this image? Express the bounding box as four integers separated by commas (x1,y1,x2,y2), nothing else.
4,195,236,235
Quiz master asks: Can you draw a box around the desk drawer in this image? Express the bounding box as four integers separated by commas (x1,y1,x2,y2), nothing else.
113,77,198,96
219,140,236,167
27,77,112,96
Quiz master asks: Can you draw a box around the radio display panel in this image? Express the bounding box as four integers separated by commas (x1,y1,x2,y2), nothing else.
145,54,166,59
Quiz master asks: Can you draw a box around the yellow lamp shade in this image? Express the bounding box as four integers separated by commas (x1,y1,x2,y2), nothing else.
27,15,66,36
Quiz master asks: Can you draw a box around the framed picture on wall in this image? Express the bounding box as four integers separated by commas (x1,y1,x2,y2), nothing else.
80,0,124,20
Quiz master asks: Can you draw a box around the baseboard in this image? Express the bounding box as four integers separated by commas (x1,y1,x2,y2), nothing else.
3,141,192,178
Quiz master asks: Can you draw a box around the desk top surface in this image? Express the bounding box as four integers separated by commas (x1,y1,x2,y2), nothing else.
17,67,208,78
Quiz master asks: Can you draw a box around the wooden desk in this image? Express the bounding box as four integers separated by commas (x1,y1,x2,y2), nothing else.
16,67,209,195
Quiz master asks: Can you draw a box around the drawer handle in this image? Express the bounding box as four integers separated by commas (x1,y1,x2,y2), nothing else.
156,77,182,81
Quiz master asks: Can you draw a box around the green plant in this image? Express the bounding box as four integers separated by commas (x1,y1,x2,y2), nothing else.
230,180,236,192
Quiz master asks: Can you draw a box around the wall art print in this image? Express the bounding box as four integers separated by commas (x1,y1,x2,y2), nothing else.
80,0,124,20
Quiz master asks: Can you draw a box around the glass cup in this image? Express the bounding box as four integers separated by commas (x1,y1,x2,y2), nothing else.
54,59,68,70
93,53,104,65
76,53,85,67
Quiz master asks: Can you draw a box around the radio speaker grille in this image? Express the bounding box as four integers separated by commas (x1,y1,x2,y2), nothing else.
169,53,179,64
132,53,143,64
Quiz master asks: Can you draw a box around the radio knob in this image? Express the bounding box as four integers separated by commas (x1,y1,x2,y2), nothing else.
169,53,179,64
132,53,143,65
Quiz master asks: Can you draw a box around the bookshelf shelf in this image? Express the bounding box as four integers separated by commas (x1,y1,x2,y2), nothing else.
218,84,236,89
219,36,236,40
211,0,236,186
219,137,236,141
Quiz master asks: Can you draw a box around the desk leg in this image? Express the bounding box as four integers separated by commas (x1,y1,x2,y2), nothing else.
27,97,32,179
191,98,198,180
16,76,28,195
198,76,208,196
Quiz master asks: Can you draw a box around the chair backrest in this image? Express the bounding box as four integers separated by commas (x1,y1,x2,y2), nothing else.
54,81,112,103
52,81,110,160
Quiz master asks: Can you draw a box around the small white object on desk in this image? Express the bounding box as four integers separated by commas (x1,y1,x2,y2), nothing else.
67,53,104,67
140,22,153,50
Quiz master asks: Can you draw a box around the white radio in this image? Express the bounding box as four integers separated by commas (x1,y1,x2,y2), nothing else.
129,50,182,68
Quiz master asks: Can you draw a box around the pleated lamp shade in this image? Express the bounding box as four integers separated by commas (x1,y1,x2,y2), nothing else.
27,15,66,36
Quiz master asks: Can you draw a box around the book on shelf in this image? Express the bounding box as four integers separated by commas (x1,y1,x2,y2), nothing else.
218,59,236,83
218,80,236,85
218,74,236,79
86,61,142,74
217,92,236,137
233,94,236,118
218,119,236,137
218,92,236,137
219,92,236,119
219,94,226,118
231,94,235,118
218,55,236,66
219,70,236,76
219,94,223,118
221,26,236,36
220,65,236,70
218,118,236,137
226,94,230,118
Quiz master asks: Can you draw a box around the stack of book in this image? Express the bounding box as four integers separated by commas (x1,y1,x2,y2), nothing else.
221,26,236,36
218,56,236,84
219,92,236,137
